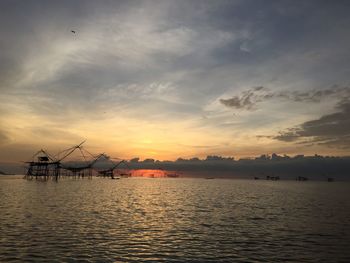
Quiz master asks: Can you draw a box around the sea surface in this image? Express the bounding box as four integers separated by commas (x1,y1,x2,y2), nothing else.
1,176,350,262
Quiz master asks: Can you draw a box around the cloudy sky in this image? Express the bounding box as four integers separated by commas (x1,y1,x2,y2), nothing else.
1,0,350,162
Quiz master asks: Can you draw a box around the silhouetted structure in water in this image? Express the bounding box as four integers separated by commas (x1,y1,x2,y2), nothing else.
25,149,60,180
25,141,109,180
296,176,308,181
166,172,180,178
95,156,130,179
266,175,280,180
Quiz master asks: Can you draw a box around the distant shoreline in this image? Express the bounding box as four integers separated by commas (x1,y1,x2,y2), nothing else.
1,174,349,182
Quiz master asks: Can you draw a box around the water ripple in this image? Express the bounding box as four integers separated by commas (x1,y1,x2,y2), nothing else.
1,177,350,262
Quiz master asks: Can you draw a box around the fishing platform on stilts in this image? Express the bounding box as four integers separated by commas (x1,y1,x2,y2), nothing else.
24,141,130,180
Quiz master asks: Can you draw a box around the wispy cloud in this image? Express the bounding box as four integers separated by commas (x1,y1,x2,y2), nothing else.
220,86,350,110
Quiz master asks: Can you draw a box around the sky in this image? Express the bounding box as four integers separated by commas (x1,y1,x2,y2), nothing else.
0,0,350,162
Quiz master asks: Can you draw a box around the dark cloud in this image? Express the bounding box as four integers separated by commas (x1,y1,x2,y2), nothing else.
273,100,350,148
268,130,300,142
220,86,350,110
220,96,252,110
219,86,266,110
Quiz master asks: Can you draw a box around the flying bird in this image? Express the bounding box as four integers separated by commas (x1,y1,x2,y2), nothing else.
71,30,76,34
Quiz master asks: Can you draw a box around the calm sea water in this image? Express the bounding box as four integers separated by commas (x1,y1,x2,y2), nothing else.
1,176,350,262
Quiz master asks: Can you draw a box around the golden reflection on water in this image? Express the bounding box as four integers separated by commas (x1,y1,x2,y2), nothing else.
131,169,167,178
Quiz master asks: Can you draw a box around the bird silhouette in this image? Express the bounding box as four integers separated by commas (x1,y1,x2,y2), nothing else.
71,30,76,34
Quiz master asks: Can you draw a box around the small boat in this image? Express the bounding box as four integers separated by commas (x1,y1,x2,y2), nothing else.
266,175,280,180
296,176,308,181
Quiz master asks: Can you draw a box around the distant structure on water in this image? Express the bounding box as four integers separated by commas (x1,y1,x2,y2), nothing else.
296,176,308,181
26,150,61,179
95,154,131,179
166,172,180,178
25,141,130,180
266,175,280,181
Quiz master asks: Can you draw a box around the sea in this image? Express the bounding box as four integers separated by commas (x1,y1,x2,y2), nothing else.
1,176,350,262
